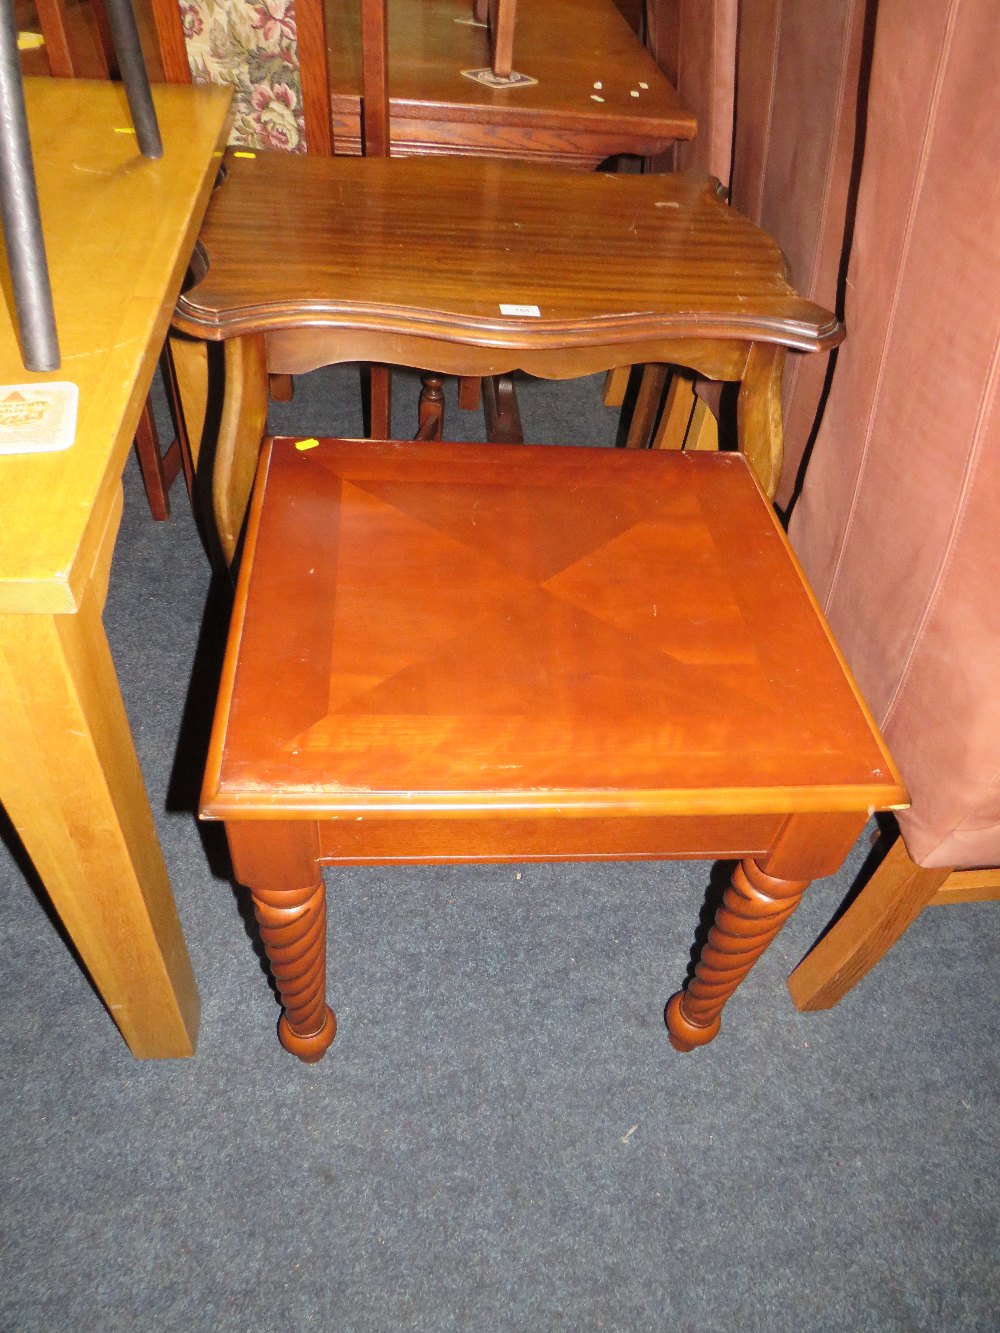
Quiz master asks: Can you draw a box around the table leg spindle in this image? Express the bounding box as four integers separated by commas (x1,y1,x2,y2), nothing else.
251,878,336,1062
666,858,810,1051
417,373,446,439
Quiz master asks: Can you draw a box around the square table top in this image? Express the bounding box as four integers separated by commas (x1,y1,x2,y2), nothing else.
0,79,232,615
203,438,906,821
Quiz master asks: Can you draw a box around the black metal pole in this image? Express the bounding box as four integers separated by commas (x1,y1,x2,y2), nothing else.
0,0,60,372
102,0,163,159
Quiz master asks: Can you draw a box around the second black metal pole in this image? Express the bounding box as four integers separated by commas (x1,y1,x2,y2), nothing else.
102,0,163,159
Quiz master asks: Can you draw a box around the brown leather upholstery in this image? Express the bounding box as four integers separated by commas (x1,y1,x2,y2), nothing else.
730,0,873,506
790,0,1000,870
646,0,737,185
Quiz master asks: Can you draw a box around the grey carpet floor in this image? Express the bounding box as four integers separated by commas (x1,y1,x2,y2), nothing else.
0,368,997,1332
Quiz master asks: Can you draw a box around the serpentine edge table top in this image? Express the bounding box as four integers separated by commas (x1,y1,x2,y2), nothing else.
174,155,841,354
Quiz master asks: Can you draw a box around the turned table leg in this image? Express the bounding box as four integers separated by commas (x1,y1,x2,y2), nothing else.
226,822,335,1063
666,812,866,1051
666,858,808,1051
252,877,336,1063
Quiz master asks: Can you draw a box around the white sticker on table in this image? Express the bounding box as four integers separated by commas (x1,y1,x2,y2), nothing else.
499,304,541,317
0,382,78,454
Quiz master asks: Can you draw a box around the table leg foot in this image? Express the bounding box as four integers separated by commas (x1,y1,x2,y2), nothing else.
664,993,721,1052
278,1005,337,1063
666,856,809,1051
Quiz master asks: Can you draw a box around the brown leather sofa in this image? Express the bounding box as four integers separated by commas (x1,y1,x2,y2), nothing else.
786,0,1000,1007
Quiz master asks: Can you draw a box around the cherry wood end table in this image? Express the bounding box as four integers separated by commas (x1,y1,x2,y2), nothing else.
202,436,907,1063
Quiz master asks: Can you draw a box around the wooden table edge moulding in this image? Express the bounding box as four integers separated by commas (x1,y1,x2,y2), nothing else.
199,436,908,1063
0,79,232,1058
171,154,843,563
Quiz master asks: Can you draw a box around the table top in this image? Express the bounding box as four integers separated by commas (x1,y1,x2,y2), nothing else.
327,0,696,163
0,79,232,615
175,156,840,357
203,438,906,821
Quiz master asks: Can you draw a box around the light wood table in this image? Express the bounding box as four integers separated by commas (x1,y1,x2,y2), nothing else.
203,437,907,1062
327,0,695,166
0,78,231,1057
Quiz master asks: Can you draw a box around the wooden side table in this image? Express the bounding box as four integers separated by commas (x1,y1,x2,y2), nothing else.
202,437,907,1062
172,154,842,562
0,79,232,1058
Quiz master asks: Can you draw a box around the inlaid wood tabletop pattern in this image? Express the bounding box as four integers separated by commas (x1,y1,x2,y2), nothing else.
205,439,902,821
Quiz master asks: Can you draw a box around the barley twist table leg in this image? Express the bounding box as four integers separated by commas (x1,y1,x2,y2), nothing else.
666,857,809,1052
252,878,336,1063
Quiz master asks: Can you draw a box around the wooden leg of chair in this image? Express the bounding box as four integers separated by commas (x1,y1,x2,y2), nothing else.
787,834,949,1011
651,374,695,450
226,822,335,1063
483,374,523,444
685,396,719,451
737,342,786,498
667,857,810,1051
161,346,195,501
416,373,445,440
167,335,209,471
458,376,481,410
368,364,392,438
603,365,631,408
269,373,293,402
214,334,269,566
928,867,1000,904
625,364,668,449
133,400,171,520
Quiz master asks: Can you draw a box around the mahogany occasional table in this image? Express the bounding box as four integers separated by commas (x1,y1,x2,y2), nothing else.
0,78,231,1057
201,436,907,1062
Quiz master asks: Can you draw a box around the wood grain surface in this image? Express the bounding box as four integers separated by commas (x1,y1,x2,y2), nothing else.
203,438,905,823
327,0,694,164
175,157,840,355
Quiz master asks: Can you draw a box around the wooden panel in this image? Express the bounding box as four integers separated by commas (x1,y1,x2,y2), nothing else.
175,156,841,353
317,812,782,863
203,438,906,821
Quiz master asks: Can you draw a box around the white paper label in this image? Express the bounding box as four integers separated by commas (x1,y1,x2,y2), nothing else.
0,382,78,454
499,303,541,317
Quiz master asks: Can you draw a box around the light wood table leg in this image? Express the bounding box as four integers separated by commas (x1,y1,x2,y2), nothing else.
227,822,335,1063
0,585,199,1058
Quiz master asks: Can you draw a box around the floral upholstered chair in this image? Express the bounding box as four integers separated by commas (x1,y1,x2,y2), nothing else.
154,0,316,151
